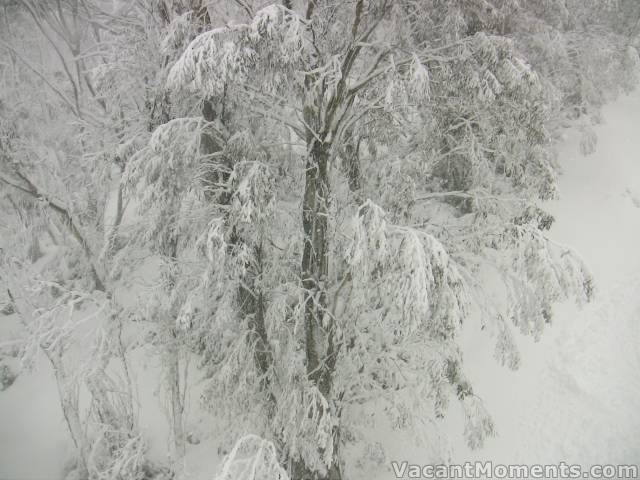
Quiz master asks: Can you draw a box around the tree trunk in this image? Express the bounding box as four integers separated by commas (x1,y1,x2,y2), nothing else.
49,354,89,479
344,134,361,198
301,139,330,388
159,239,186,460
299,128,342,479
168,341,185,459
104,165,125,258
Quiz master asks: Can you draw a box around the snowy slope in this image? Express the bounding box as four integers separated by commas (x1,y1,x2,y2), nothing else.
448,89,640,468
0,345,71,480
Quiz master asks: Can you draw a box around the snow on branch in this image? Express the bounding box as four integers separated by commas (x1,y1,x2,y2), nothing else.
230,161,275,225
121,117,223,252
125,117,218,206
407,53,431,100
346,200,469,339
462,395,496,450
275,384,337,476
125,117,211,189
167,28,256,96
215,434,288,480
167,4,309,96
504,223,595,340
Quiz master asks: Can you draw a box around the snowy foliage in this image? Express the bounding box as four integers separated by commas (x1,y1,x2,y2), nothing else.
346,200,468,339
215,435,289,480
168,5,308,96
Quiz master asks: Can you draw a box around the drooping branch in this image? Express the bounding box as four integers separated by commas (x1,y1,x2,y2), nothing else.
0,171,105,291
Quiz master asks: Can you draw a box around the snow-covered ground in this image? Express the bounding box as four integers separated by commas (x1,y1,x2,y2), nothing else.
450,90,640,468
1,90,639,479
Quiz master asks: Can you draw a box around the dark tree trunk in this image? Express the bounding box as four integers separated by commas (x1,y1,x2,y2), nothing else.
299,124,342,480
344,135,361,198
301,139,330,388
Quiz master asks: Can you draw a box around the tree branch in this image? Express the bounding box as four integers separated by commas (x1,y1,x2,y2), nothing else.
0,40,81,117
0,171,105,291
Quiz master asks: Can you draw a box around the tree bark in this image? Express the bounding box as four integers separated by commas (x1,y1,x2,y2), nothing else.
52,355,89,479
302,139,330,389
299,123,342,480
168,338,185,459
344,134,361,198
104,163,125,258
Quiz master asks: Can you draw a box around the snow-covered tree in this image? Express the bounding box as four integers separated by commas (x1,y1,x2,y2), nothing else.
0,1,175,476
120,2,607,478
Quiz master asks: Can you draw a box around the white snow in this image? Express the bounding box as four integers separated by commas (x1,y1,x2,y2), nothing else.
0,340,71,480
448,89,640,468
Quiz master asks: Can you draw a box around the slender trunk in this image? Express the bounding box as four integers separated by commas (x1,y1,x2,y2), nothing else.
104,166,125,258
344,135,361,197
238,240,272,385
299,135,342,480
158,238,186,460
168,340,185,459
115,312,135,431
49,352,89,478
